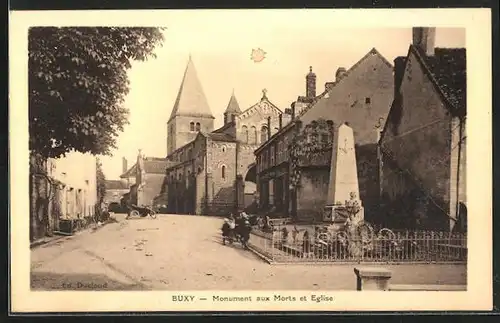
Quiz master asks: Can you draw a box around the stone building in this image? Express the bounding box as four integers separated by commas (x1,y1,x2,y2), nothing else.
379,27,466,231
126,152,167,207
158,56,288,215
255,48,394,222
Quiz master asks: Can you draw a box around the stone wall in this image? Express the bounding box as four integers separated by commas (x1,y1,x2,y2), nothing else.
380,50,454,230
168,115,214,155
207,140,237,214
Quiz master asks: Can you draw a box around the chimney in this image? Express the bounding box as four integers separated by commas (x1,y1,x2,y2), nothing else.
122,157,128,174
279,114,283,130
393,56,406,98
412,27,436,56
306,66,316,99
335,67,347,82
267,116,272,138
325,82,335,92
291,103,296,120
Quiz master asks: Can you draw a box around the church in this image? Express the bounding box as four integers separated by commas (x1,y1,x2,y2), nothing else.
156,56,290,215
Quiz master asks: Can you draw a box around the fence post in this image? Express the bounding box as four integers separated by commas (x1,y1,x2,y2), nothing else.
354,267,392,291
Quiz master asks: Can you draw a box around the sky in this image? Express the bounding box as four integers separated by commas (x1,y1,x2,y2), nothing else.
100,18,465,180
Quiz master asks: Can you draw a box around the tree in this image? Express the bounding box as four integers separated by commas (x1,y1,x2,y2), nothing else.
29,27,165,159
96,158,106,205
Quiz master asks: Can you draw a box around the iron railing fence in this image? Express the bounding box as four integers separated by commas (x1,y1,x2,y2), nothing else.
249,226,467,264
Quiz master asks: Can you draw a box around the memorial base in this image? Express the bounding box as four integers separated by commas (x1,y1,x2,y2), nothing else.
323,204,364,224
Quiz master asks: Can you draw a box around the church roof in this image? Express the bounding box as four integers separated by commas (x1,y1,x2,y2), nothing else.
168,56,214,122
224,91,241,114
143,157,168,174
207,132,237,142
119,157,167,177
120,164,137,179
104,180,129,190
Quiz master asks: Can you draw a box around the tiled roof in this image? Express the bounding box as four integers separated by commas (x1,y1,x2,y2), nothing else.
168,56,214,121
120,164,137,178
207,132,237,142
105,180,128,190
213,121,235,133
418,47,466,116
143,158,168,174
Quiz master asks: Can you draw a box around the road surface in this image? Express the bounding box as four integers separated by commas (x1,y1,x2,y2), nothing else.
31,214,467,290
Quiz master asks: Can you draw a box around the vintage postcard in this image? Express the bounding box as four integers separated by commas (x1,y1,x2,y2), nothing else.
9,9,492,313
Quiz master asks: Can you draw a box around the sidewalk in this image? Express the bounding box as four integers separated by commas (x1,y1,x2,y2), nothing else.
30,216,119,249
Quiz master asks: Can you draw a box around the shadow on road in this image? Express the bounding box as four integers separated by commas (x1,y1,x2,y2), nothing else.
31,271,149,291
210,235,267,263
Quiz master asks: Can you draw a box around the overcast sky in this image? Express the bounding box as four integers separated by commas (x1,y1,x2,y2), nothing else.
100,19,465,179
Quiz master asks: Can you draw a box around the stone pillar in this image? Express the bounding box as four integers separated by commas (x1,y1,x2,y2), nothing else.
267,116,272,139
324,123,364,223
235,175,245,211
269,178,274,206
354,267,392,291
206,172,214,214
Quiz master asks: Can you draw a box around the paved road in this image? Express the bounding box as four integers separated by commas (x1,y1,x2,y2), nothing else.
31,214,466,291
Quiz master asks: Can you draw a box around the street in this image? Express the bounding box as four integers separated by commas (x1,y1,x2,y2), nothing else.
31,214,467,291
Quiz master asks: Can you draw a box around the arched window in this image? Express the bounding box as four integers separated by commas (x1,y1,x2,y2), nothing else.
250,126,257,144
241,125,248,143
189,122,195,131
222,145,226,153
261,126,268,143
221,165,226,179
195,122,201,132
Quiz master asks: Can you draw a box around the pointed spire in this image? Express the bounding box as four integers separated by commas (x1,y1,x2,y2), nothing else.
168,56,214,122
225,90,241,113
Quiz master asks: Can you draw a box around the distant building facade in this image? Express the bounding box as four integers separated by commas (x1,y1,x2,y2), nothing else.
255,48,394,222
30,151,98,241
379,27,466,231
126,153,167,207
158,56,289,215
103,180,129,205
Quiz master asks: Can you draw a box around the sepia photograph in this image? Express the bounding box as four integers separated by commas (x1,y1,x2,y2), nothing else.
10,9,491,312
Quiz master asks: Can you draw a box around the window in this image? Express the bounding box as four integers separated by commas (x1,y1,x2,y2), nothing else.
221,165,226,179
222,145,226,153
261,126,268,143
365,97,371,104
195,122,201,132
190,122,195,131
321,134,329,144
242,125,248,143
251,126,257,144
270,146,275,165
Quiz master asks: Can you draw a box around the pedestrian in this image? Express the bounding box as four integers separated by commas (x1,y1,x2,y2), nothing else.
239,220,252,249
221,218,232,245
